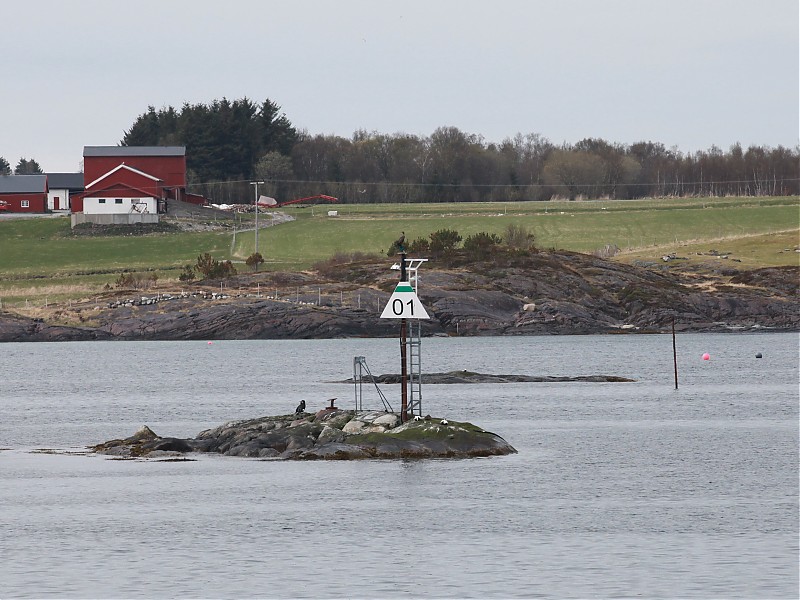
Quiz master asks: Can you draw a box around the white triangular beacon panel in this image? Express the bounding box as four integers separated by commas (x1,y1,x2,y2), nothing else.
380,281,430,319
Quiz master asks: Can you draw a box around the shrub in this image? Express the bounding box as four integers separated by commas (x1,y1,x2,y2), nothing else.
408,237,430,254
195,253,216,278
463,232,502,259
503,224,536,251
178,264,195,282
195,253,237,280
246,252,265,271
114,271,159,289
388,237,431,256
429,229,462,255
214,260,237,279
115,272,136,288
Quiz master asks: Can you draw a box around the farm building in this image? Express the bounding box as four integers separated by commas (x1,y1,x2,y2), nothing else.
71,164,163,227
0,175,48,212
46,172,84,211
82,146,188,202
72,145,211,226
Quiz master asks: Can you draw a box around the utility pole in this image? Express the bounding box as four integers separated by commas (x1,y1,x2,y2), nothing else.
250,181,264,255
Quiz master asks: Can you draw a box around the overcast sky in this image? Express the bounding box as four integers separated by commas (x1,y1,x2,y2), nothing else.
3,0,798,172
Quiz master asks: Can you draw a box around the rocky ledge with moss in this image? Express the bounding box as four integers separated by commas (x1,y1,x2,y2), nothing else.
92,409,517,460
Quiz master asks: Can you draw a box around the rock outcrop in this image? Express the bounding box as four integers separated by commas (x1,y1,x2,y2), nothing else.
2,251,797,342
340,371,635,384
92,410,517,460
0,312,113,342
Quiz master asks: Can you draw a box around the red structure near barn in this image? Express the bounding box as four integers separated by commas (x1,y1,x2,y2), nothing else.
79,164,165,214
72,146,208,225
0,175,48,212
82,146,187,201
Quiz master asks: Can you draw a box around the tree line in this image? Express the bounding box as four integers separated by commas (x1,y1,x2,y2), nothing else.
0,157,43,176
197,126,799,204
276,131,799,203
3,96,798,203
171,98,797,202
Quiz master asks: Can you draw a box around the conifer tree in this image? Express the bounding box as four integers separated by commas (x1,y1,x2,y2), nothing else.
14,158,43,174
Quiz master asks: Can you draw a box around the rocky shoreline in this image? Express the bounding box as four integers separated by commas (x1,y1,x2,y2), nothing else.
92,408,518,461
1,251,797,342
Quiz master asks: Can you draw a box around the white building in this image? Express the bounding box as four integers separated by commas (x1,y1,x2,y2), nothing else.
71,164,163,227
46,173,84,211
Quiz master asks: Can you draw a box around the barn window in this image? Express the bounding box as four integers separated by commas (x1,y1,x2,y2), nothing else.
21,200,30,208
98,199,106,204
115,198,123,204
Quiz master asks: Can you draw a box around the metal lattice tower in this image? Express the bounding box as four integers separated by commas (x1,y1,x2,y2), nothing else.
407,319,423,417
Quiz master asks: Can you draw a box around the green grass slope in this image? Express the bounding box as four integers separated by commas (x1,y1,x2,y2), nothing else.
1,196,797,305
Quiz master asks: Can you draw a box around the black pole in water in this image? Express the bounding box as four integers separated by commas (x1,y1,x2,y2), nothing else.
672,317,679,390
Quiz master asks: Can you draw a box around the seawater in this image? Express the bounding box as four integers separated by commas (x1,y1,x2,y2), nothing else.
0,333,797,599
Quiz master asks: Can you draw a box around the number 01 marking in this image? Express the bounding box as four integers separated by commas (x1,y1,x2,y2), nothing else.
392,298,414,316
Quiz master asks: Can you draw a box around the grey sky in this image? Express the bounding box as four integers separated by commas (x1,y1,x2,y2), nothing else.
3,0,798,172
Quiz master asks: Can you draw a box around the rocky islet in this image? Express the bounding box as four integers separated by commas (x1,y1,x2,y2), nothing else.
92,408,518,461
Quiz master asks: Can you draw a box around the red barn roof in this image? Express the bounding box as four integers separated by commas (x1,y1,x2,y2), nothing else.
83,146,186,190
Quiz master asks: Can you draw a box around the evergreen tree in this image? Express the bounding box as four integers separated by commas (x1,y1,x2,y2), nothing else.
259,99,297,155
120,97,297,184
14,158,43,174
0,157,10,176
121,106,161,145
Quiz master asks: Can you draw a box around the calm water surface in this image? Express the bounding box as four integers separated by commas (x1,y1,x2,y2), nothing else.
1,333,797,599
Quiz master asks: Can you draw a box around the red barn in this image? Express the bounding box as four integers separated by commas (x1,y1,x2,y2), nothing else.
72,164,165,215
83,146,187,201
0,175,49,212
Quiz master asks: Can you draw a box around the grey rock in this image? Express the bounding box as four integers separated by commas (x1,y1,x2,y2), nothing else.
92,411,517,461
317,425,345,445
372,413,401,427
342,420,366,434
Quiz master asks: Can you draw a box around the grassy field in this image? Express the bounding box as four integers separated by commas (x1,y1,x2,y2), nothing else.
1,196,797,304
0,218,230,274
239,196,799,267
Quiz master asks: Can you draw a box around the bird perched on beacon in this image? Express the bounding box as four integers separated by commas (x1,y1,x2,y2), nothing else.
394,231,406,253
